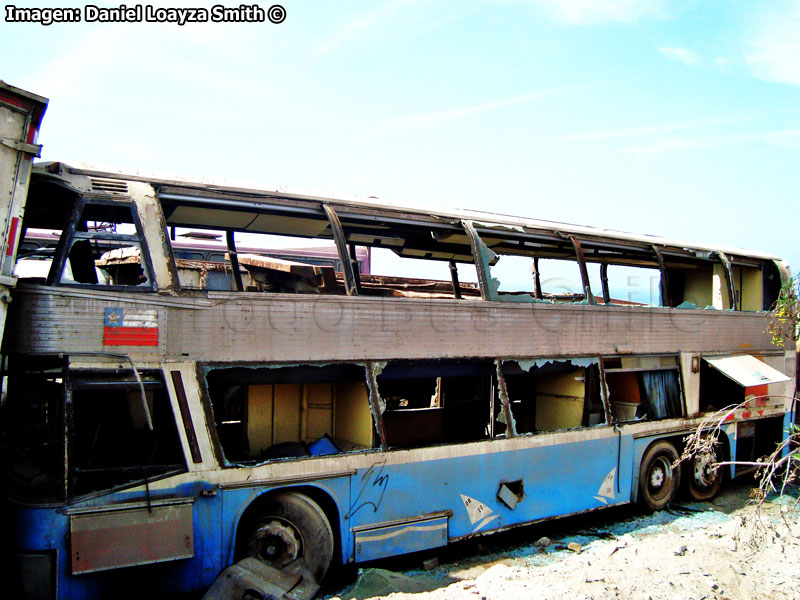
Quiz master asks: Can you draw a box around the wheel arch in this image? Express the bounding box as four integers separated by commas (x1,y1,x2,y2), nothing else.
232,484,343,567
631,434,684,504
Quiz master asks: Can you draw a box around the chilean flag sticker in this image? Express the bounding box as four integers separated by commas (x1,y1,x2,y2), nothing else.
103,307,159,346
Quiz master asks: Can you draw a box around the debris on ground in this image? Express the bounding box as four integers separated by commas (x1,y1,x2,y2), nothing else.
325,484,800,600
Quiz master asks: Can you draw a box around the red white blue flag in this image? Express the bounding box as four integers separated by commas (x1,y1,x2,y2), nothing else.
103,307,159,346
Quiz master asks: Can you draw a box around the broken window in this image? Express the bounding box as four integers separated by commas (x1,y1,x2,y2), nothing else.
0,362,186,501
500,359,605,433
16,192,156,289
368,249,479,299
604,356,683,421
531,258,586,301
336,211,478,300
377,360,496,448
58,200,153,288
68,371,185,497
586,263,662,306
205,364,376,464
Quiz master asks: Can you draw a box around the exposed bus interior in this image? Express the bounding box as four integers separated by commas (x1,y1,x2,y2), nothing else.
15,175,154,289
0,358,186,501
0,355,65,501
603,356,683,422
377,360,496,447
16,163,785,310
205,364,376,464
68,370,185,497
501,359,606,433
202,357,613,462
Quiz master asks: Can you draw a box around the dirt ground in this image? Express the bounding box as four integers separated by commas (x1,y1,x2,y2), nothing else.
324,482,800,600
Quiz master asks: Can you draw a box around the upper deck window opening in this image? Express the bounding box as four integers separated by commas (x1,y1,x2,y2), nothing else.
492,256,586,301
586,263,662,306
16,193,156,290
368,248,479,299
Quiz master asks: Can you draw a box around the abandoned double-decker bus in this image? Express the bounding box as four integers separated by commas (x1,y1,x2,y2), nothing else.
1,160,794,599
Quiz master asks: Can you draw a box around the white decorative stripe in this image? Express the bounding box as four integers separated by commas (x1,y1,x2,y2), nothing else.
358,522,446,543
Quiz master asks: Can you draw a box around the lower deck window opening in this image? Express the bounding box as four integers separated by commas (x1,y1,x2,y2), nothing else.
377,360,496,448
69,371,186,497
502,359,606,433
604,357,683,421
205,364,376,464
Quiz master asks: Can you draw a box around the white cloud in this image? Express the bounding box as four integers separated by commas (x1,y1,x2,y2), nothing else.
361,87,573,140
554,110,779,144
629,126,800,155
658,46,698,66
746,0,800,86
765,127,800,148
313,0,438,57
506,0,666,25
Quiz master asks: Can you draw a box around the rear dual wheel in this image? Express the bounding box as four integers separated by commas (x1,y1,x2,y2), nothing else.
685,444,723,501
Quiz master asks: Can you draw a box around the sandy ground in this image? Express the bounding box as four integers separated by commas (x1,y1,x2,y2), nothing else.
325,483,800,600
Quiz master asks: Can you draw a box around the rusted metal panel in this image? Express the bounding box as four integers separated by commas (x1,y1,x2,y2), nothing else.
6,285,777,363
69,499,194,574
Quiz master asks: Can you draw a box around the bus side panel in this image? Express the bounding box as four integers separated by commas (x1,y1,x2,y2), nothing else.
7,480,225,599
344,432,635,562
221,477,352,567
5,502,67,598
169,481,226,593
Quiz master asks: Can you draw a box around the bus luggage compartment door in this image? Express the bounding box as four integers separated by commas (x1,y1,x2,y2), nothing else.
68,498,194,574
352,512,450,562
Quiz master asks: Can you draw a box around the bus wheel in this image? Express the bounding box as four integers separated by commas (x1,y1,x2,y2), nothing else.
638,441,681,512
685,446,723,501
244,492,334,582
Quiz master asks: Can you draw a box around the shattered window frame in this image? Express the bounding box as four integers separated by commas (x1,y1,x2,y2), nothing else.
46,196,156,292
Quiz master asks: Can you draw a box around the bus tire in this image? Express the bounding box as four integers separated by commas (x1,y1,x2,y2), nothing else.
685,445,723,501
242,491,334,582
638,441,681,512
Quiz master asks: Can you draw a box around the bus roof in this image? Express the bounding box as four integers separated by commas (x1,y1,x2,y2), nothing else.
33,161,785,267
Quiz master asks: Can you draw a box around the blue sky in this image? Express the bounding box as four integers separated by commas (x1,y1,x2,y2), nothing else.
3,0,799,276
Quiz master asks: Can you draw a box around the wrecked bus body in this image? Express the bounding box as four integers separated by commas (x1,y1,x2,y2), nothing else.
0,159,795,598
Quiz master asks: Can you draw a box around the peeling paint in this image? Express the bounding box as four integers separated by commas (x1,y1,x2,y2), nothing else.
470,221,526,234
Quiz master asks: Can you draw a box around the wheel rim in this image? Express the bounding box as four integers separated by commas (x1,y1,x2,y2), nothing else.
692,452,717,490
647,456,672,500
249,519,302,569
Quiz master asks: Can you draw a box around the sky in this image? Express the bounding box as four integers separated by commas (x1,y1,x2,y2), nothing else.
3,0,799,282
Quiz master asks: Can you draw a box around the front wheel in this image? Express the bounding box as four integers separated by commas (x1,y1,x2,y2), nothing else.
638,441,681,512
240,492,334,582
